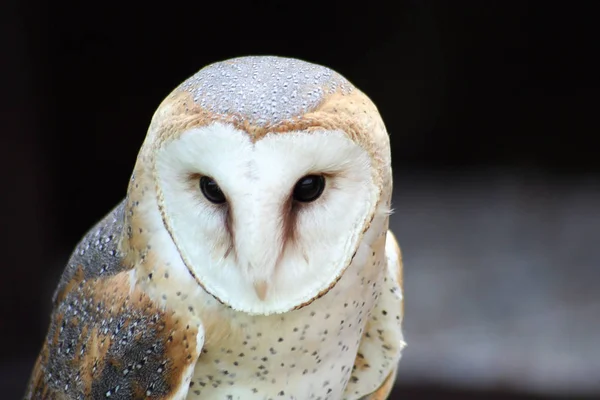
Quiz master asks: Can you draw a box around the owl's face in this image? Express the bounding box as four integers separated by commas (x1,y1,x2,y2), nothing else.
153,122,378,315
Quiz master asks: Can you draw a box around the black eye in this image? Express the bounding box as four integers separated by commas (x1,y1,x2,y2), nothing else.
293,175,325,203
200,176,226,204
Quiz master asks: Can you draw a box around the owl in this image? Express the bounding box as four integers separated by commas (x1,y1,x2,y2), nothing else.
26,56,405,400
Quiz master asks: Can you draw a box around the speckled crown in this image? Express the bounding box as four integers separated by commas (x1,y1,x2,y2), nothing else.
177,56,354,127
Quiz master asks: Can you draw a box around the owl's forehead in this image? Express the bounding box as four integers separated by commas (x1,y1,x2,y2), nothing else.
176,56,354,126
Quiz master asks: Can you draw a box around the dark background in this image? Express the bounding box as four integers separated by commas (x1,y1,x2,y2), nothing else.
1,1,598,399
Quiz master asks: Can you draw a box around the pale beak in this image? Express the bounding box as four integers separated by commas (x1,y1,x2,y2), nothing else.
254,280,269,301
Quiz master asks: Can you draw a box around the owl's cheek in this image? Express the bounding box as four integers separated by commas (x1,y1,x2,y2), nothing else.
206,226,235,262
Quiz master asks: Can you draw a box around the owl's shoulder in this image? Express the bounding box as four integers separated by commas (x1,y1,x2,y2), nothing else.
53,200,129,304
384,230,403,292
25,200,201,399
344,230,405,399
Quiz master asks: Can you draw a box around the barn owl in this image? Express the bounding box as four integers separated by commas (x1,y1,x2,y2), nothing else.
26,56,405,400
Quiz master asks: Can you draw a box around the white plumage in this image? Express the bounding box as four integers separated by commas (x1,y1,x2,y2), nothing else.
26,56,404,400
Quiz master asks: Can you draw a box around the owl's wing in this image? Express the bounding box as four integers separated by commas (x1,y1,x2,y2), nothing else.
344,230,405,400
25,202,202,400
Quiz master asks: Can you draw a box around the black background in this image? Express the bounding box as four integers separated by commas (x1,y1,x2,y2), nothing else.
1,1,597,398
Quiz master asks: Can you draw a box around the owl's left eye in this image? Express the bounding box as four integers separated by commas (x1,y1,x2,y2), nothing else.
293,175,325,203
200,176,226,204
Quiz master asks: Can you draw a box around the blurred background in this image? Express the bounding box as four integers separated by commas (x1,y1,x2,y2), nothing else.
1,1,598,399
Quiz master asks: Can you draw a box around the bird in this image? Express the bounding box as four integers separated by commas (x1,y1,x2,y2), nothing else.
25,56,405,400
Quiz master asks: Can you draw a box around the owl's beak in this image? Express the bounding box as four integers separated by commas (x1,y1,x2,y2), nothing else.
254,280,268,301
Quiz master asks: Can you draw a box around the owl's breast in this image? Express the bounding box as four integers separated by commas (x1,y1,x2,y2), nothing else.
187,232,388,399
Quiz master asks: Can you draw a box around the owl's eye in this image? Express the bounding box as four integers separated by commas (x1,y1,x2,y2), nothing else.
293,175,325,203
200,176,226,204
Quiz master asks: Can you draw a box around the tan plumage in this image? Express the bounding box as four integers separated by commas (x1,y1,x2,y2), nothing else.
26,56,404,399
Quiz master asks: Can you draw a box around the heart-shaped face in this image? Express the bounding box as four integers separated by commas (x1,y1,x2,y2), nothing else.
155,123,378,315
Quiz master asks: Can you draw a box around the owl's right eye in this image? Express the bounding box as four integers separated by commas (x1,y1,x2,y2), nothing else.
200,176,226,204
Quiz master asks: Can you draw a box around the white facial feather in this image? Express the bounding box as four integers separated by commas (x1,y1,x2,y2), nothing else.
154,122,379,315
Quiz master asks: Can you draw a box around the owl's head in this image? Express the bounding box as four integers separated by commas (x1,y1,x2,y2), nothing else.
128,56,392,315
